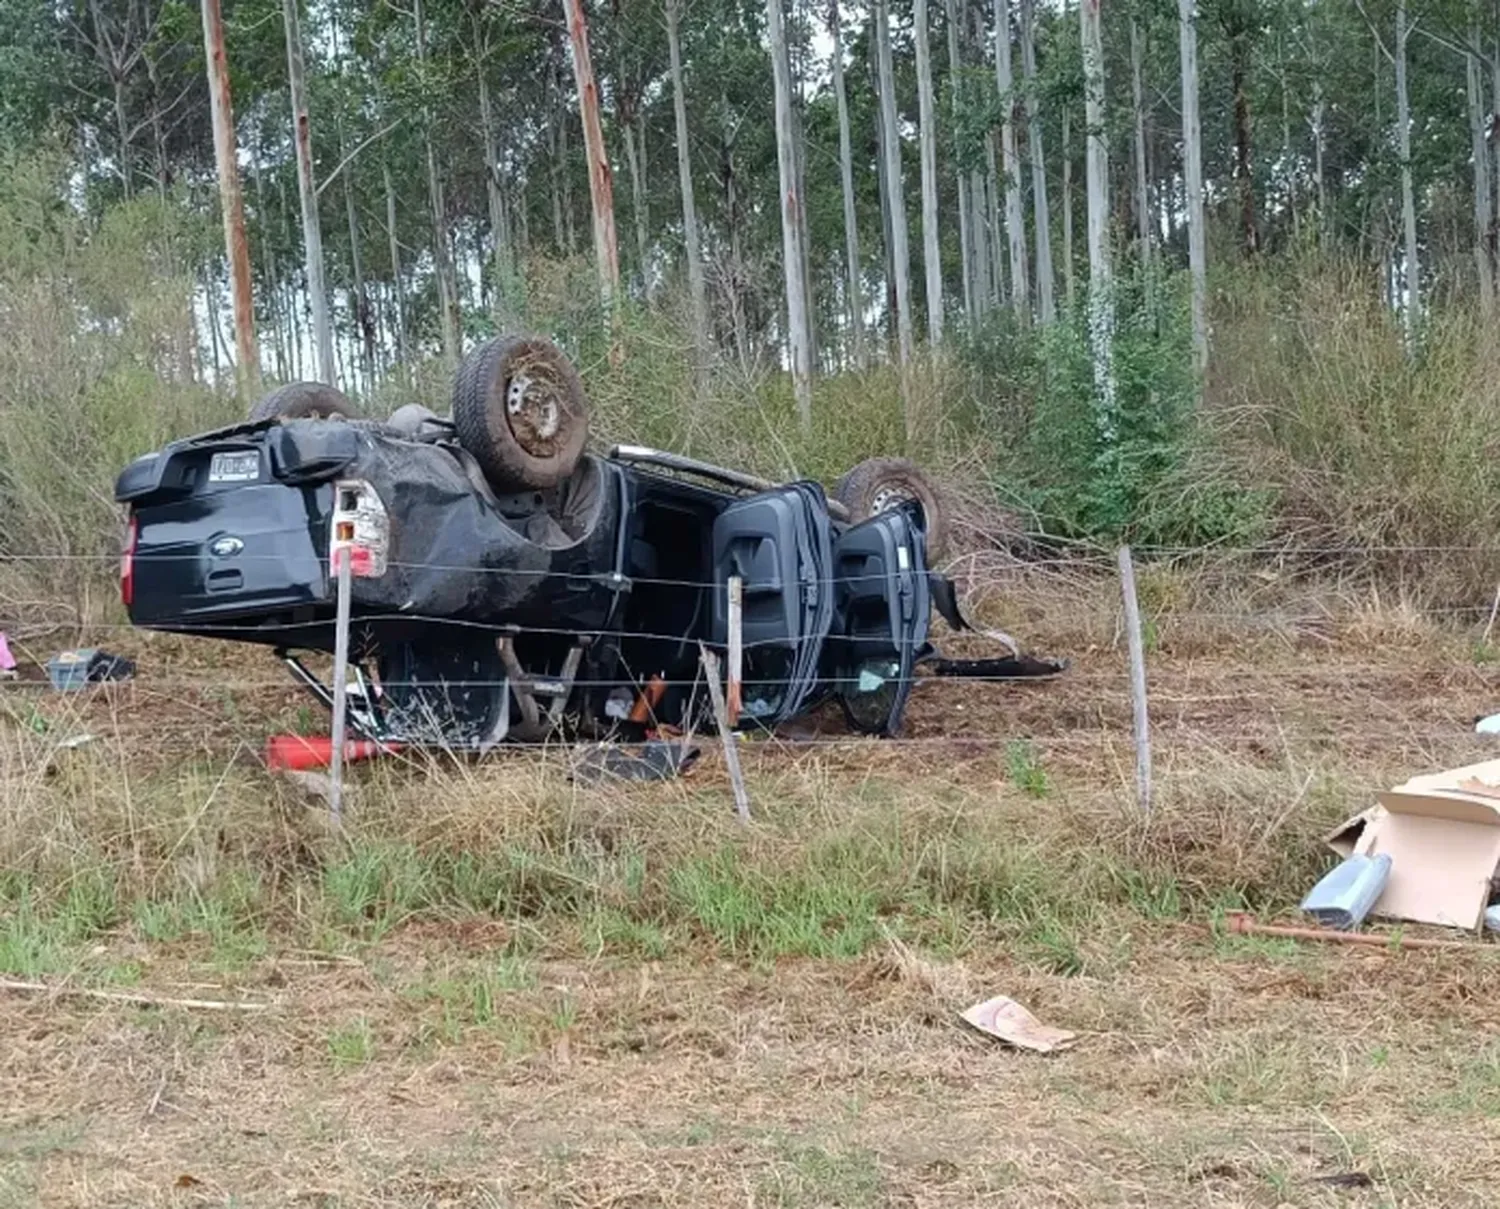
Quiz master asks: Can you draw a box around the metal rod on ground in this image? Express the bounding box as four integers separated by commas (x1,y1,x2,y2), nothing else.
727,575,743,726
1117,545,1152,814
1223,912,1479,951
328,544,352,825
700,644,751,823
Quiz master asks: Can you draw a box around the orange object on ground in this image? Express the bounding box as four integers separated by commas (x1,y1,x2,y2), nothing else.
265,734,396,771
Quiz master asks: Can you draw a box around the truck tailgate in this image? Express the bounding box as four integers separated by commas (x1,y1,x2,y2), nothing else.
130,480,332,626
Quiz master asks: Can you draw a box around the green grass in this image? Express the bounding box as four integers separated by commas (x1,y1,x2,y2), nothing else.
760,1141,884,1208
1005,740,1051,798
326,1017,375,1068
0,759,1232,980
584,908,672,959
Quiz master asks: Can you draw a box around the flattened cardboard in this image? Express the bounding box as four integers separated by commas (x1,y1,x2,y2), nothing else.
1324,806,1383,859
1359,759,1500,930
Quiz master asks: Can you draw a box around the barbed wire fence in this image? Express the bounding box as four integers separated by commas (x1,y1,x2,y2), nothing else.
5,540,1500,819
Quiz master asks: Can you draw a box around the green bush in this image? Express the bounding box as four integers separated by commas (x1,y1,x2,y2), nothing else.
961,265,1272,547
0,152,228,612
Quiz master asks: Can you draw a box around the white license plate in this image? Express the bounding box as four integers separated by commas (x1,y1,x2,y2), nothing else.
208,451,260,483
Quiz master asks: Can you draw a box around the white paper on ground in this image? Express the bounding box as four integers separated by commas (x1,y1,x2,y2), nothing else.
960,995,1077,1053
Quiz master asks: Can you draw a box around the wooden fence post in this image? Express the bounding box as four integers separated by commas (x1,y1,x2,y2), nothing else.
1117,545,1152,813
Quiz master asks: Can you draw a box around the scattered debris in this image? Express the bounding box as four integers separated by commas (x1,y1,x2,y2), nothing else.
0,631,15,679
571,739,701,785
1322,759,1500,929
264,734,396,771
1300,853,1391,930
1324,807,1380,859
46,648,134,691
55,733,95,750
1485,904,1500,933
1476,712,1500,735
960,995,1077,1053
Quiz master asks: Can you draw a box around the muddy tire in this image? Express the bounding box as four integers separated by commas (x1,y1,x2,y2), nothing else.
833,457,949,561
248,382,360,424
452,335,589,491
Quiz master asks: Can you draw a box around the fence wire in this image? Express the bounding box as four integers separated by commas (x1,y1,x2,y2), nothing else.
5,544,1500,781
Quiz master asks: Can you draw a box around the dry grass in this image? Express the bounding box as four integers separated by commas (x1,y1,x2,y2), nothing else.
4,567,1500,1205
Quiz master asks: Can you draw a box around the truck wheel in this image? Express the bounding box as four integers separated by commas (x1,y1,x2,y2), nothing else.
452,336,589,491
834,457,949,561
248,382,360,423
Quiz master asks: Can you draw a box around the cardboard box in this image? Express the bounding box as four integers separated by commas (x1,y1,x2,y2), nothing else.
1341,759,1500,930
1324,806,1383,859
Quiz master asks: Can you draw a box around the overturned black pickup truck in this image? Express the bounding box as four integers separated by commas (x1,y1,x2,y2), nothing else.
115,336,1062,747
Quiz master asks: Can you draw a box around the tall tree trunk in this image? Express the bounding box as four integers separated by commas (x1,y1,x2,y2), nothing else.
945,0,975,326
1020,0,1054,323
986,133,1006,303
666,0,709,367
792,43,818,376
1179,0,1208,372
340,121,373,392
145,51,169,198
914,0,944,343
1311,82,1326,227
382,158,410,371
1470,29,1494,314
968,3,994,314
722,110,752,371
114,77,133,199
555,30,579,259
872,51,898,352
623,114,651,298
1230,29,1257,255
1080,0,1116,435
994,0,1029,317
548,60,567,253
1394,0,1419,343
768,0,815,426
561,0,621,317
1492,16,1500,270
874,0,915,384
283,0,335,384
1279,34,1296,236
1062,109,1075,308
477,50,516,326
201,0,260,395
250,154,282,378
970,171,992,313
1129,14,1152,255
202,265,226,380
562,112,578,255
414,0,460,361
152,115,169,204
829,0,867,366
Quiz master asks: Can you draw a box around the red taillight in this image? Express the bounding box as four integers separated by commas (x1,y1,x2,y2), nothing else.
120,514,138,608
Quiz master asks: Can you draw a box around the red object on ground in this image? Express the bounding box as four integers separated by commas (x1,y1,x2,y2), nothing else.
265,734,396,771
